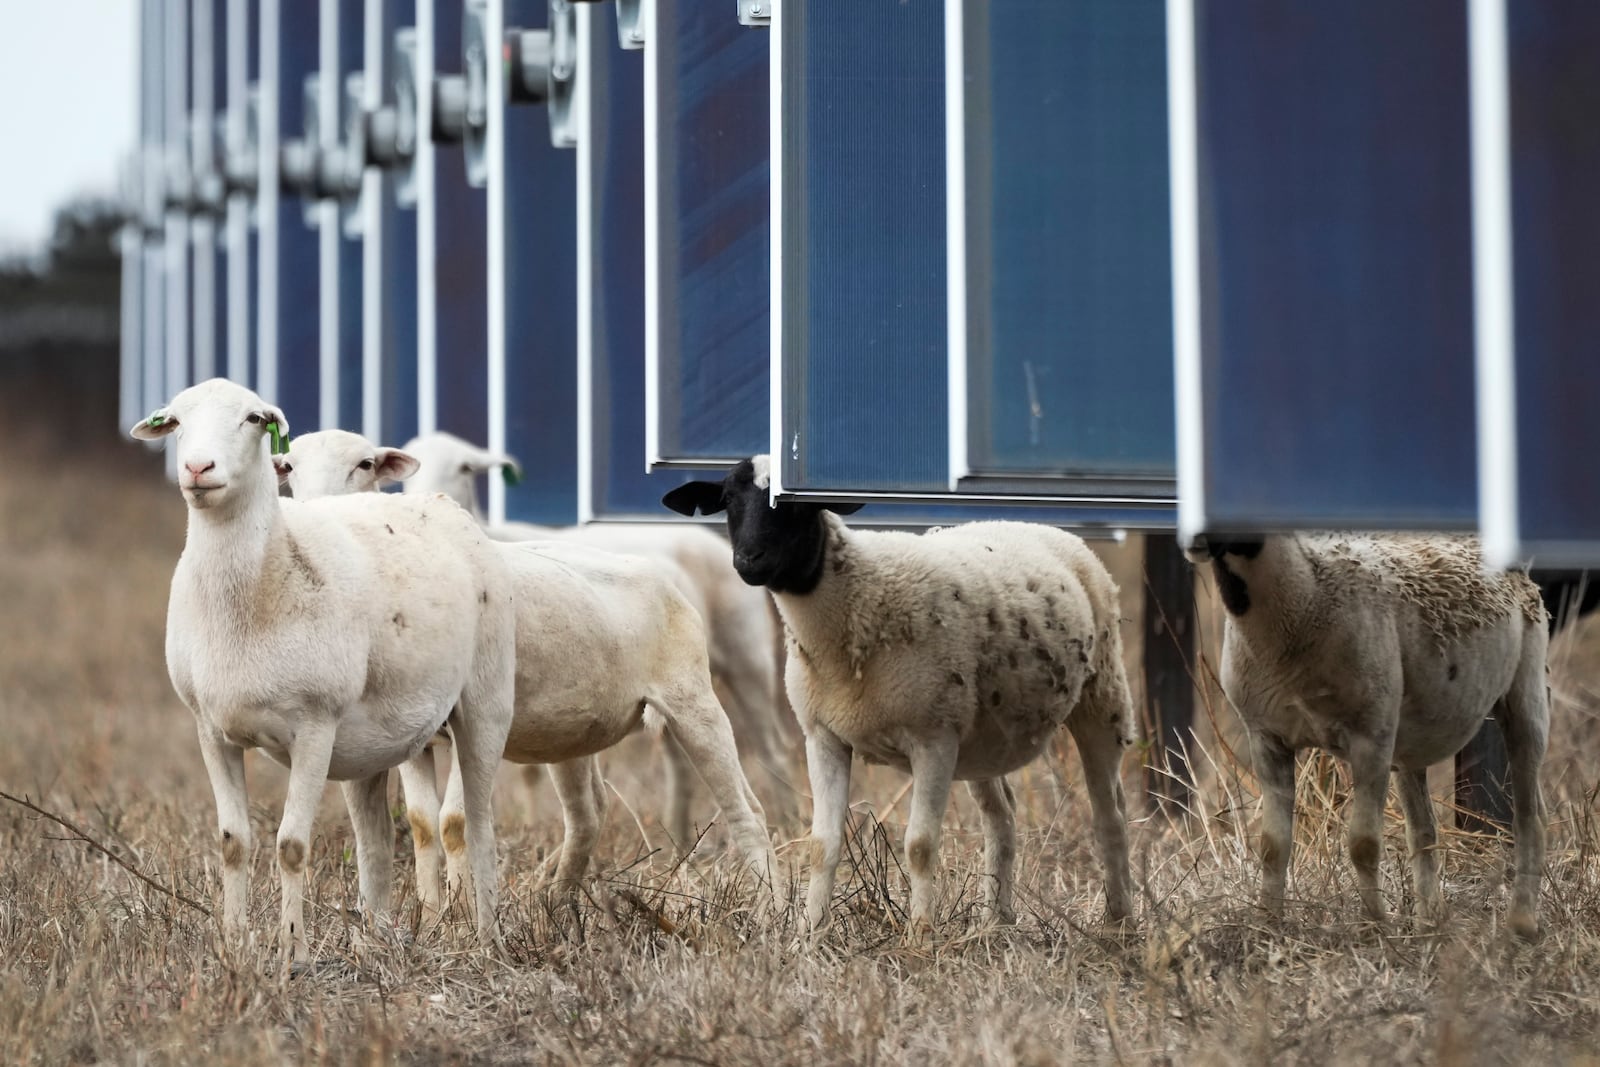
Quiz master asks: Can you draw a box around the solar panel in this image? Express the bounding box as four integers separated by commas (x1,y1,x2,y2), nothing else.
259,0,322,434
133,0,165,422
952,0,1174,499
190,0,225,386
427,0,489,450
363,1,418,446
645,0,770,468
769,0,1172,529
1477,1,1600,567
324,0,364,431
492,0,581,525
164,0,193,408
1173,0,1478,540
579,2,728,521
224,0,258,392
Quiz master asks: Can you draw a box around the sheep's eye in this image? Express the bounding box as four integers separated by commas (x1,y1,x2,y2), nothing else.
357,459,375,472
245,413,264,426
459,463,474,474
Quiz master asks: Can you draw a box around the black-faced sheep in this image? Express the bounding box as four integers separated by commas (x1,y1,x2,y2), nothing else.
664,456,1136,937
1190,533,1548,938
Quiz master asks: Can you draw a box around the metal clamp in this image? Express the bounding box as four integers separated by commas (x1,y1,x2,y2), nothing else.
222,86,260,197
617,0,643,48
738,0,771,27
504,0,579,148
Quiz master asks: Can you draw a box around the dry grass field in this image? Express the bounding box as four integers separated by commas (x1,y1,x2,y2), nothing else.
4,390,1600,1065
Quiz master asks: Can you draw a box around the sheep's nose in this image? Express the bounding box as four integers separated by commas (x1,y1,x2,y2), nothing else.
185,460,216,479
734,548,766,570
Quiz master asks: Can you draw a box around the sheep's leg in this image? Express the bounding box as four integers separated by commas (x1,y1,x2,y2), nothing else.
396,748,444,923
196,727,252,948
1395,767,1441,921
338,772,395,927
904,733,960,941
437,738,473,920
545,758,604,925
1250,731,1297,920
804,728,853,934
661,731,696,852
518,763,544,826
276,720,337,963
445,701,506,952
654,687,778,901
965,777,1017,925
1499,669,1549,940
1068,714,1133,923
1345,735,1392,926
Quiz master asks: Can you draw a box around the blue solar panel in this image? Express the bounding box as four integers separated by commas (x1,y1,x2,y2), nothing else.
767,0,1169,530
958,0,1173,494
141,0,166,416
271,0,322,434
334,0,363,430
585,3,726,520
433,0,489,446
1187,0,1478,532
776,0,947,494
1505,3,1600,564
501,0,578,525
379,0,419,446
648,0,769,465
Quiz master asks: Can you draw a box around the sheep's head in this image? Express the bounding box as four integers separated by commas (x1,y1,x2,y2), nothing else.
130,378,288,512
661,455,861,595
400,432,521,517
275,429,419,500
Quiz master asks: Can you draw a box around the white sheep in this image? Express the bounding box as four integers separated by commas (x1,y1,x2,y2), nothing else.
1188,533,1549,938
398,431,795,845
129,379,516,958
275,429,779,916
663,456,1136,938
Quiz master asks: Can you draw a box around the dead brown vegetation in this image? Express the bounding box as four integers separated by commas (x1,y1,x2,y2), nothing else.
3,405,1599,1065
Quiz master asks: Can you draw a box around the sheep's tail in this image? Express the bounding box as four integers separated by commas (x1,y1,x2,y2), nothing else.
642,705,668,738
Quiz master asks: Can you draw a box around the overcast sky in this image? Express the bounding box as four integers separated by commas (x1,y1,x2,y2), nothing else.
0,2,138,254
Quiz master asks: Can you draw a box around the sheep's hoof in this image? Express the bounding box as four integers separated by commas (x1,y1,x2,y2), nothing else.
904,917,936,947
1508,910,1540,942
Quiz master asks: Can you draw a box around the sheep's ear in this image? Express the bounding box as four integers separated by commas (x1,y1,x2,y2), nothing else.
375,448,420,486
499,456,523,487
262,405,291,455
825,502,864,516
662,481,727,517
130,407,177,440
271,454,294,486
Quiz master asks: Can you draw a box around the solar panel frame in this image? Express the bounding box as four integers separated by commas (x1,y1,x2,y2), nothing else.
1475,0,1600,569
1171,0,1481,542
766,0,1173,529
491,0,582,526
258,0,322,434
644,0,771,469
949,0,1176,502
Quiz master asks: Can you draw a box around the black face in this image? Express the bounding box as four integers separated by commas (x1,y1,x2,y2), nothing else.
661,458,861,595
1202,535,1265,561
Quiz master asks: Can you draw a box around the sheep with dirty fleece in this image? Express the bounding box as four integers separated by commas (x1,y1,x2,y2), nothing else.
275,429,779,918
129,379,517,960
1189,532,1549,938
664,456,1136,939
400,430,795,846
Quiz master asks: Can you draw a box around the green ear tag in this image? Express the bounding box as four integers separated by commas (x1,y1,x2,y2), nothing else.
266,421,290,456
145,411,166,428
502,464,522,487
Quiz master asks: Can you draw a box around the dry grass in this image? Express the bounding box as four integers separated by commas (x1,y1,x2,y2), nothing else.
5,417,1600,1065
